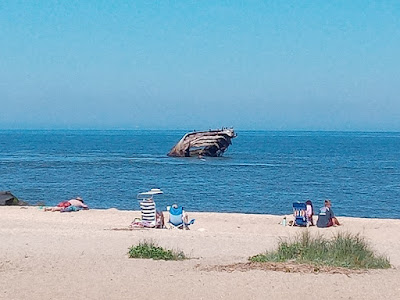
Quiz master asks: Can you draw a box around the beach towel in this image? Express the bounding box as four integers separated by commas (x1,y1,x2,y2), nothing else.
57,201,71,208
60,205,83,213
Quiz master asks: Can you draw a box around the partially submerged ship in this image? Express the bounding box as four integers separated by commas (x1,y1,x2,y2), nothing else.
168,128,236,157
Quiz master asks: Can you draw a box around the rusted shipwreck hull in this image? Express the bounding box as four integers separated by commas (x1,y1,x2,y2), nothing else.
168,128,236,157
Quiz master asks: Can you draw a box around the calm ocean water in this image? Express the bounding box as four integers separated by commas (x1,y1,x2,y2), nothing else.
1,130,399,219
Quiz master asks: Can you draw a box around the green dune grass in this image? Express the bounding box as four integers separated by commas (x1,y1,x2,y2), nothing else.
250,231,390,270
128,240,186,261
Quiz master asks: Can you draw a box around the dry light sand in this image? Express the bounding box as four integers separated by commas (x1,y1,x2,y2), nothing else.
1,206,400,300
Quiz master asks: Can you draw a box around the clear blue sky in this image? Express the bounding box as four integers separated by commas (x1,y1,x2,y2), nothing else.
1,1,399,131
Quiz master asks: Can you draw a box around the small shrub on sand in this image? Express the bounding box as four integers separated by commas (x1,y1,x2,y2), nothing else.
128,240,186,261
250,231,390,269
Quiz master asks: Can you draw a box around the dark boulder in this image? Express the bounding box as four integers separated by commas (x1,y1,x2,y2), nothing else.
0,191,26,206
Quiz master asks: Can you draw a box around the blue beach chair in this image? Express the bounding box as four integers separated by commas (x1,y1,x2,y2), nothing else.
168,205,195,229
293,202,308,227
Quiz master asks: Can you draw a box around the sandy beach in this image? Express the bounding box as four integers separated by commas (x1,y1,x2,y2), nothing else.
1,207,400,300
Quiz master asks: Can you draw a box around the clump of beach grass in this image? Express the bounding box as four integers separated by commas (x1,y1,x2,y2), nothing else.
250,231,390,270
128,240,186,261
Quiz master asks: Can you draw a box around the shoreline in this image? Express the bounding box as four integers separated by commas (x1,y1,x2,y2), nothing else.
11,204,400,220
16,204,400,223
1,206,400,299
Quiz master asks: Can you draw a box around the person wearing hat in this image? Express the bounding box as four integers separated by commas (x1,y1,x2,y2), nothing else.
68,197,88,209
44,196,88,212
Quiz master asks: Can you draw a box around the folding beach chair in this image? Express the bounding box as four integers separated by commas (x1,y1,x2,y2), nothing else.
139,199,158,227
293,202,308,227
136,189,164,228
168,205,195,229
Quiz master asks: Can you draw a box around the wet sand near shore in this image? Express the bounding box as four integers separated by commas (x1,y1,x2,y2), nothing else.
1,207,400,300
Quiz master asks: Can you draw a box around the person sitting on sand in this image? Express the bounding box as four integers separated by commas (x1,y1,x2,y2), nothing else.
305,200,314,226
316,199,340,228
44,197,88,212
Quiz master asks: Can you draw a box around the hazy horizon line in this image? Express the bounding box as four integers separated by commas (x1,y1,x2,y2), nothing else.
1,128,399,134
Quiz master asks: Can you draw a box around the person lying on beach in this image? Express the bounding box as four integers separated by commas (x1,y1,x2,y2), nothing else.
44,197,88,212
316,199,340,228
